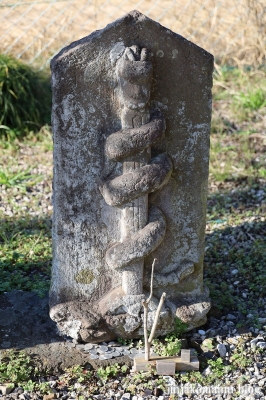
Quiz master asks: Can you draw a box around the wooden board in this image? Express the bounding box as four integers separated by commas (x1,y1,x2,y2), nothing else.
133,355,199,373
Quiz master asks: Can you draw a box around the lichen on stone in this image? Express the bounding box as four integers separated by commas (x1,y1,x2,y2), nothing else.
75,269,94,284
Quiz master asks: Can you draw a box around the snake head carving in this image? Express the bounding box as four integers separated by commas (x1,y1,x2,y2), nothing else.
116,45,153,112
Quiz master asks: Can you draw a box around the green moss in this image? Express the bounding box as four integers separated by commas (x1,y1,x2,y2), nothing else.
75,269,94,284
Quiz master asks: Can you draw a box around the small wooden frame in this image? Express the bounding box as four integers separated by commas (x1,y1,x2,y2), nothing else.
134,349,199,374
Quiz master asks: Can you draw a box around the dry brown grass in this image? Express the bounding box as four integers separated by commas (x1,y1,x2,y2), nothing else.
0,0,265,67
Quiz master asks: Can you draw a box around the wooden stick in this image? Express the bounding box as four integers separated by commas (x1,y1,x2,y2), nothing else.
148,292,166,344
143,258,156,361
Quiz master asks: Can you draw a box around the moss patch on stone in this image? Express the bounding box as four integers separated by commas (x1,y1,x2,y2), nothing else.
75,269,94,284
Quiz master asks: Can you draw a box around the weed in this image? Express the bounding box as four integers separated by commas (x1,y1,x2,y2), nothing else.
0,166,42,190
152,335,181,357
62,365,92,385
117,338,133,347
0,54,51,138
230,350,252,369
136,339,144,349
0,350,37,384
233,89,266,111
172,317,188,336
96,363,127,383
179,358,232,385
208,358,232,378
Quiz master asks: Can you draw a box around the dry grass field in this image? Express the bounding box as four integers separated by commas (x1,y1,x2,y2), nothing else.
0,0,265,68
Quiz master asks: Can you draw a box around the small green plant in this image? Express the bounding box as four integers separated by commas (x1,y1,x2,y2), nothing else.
208,358,232,378
230,350,252,369
97,363,127,383
0,166,42,190
172,317,188,336
136,339,144,349
234,89,266,111
63,365,92,384
152,335,181,357
117,338,133,347
0,350,37,384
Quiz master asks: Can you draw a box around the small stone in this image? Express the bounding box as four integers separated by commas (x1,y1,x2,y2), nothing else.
226,314,237,320
122,394,131,400
231,269,238,275
143,389,152,396
76,344,85,350
258,378,266,386
84,343,94,350
112,351,122,357
130,348,139,355
66,341,75,348
99,345,109,352
198,329,206,335
90,354,99,359
89,348,98,355
217,343,227,358
202,366,212,376
250,338,259,347
0,385,13,395
227,337,238,345
43,395,56,400
257,341,266,349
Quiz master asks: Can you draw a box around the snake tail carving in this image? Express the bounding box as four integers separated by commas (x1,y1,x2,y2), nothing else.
100,45,173,296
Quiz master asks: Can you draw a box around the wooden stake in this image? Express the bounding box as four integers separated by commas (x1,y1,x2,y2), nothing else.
142,259,166,361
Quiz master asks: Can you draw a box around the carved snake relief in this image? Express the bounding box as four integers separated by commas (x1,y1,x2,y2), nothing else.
100,45,173,295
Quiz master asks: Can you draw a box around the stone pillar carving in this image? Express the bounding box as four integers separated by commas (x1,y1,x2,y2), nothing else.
100,45,172,297
49,10,213,343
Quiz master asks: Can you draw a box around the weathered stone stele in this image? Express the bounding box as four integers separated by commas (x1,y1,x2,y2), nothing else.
50,10,214,343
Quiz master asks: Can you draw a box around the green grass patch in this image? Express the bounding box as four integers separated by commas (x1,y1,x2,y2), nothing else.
209,131,266,181
0,217,52,297
0,166,42,190
233,88,266,111
0,54,51,139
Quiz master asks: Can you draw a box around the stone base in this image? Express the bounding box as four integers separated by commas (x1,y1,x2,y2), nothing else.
50,286,210,343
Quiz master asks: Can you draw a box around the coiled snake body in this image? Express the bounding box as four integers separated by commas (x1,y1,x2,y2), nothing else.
100,45,172,295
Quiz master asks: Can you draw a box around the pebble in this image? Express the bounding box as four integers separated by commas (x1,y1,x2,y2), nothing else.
90,354,99,359
226,314,237,320
231,269,238,275
84,343,94,350
256,341,266,349
198,329,206,335
99,345,109,352
217,343,227,358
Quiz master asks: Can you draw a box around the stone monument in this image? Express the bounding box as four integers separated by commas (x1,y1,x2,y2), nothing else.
50,10,213,343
